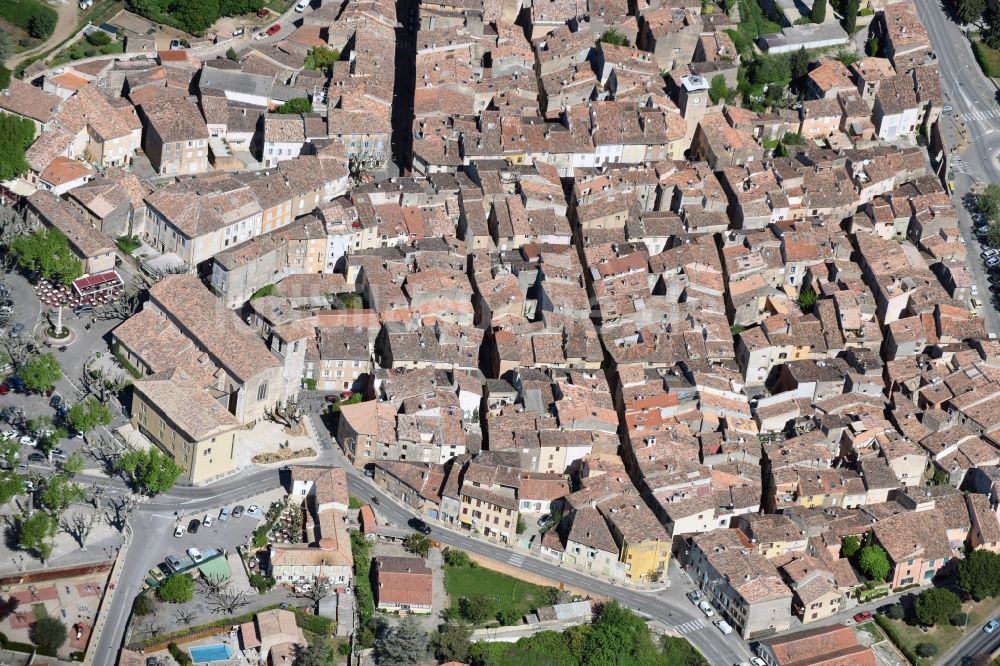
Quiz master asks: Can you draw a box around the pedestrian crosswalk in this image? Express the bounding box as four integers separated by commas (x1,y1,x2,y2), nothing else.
508,554,525,567
672,618,708,635
961,108,1000,122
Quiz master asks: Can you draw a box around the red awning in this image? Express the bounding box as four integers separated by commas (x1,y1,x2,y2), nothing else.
72,271,121,295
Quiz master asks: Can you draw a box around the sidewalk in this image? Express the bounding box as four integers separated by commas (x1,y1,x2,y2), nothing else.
82,525,132,665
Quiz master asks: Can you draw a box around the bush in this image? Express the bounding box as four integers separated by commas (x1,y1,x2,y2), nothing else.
916,643,938,658
86,31,112,46
133,594,155,616
27,11,56,39
443,548,471,567
887,603,905,620
249,573,275,594
29,617,67,652
168,642,194,666
951,612,969,627
497,606,521,626
156,574,194,603
116,235,141,255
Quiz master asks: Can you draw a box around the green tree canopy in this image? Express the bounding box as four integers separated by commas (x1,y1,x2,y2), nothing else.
958,549,1000,599
789,47,810,81
86,31,112,46
915,588,961,626
10,229,83,287
0,113,35,181
844,0,860,32
811,0,827,22
305,46,340,70
117,447,184,495
274,98,313,114
39,475,85,514
431,623,472,663
66,399,112,434
376,615,429,666
0,474,24,505
18,511,57,563
29,616,67,652
295,635,334,666
797,287,819,313
157,574,194,603
459,595,496,625
954,0,987,24
841,535,860,558
598,29,631,46
403,533,432,557
981,184,1000,221
20,353,62,394
858,544,890,582
27,11,57,39
0,438,20,470
708,74,729,104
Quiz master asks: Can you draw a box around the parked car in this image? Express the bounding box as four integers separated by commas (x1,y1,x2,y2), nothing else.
0,430,15,440
19,436,36,447
157,563,171,577
698,600,715,617
148,567,165,582
750,659,766,666
219,506,231,522
232,505,244,518
173,525,184,538
265,23,281,36
985,620,999,634
324,394,338,403
188,519,200,533
0,383,9,396
686,590,701,604
295,0,309,11
536,514,551,527
187,548,204,563
27,453,45,463
9,323,23,338
203,515,214,527
943,104,953,112
714,619,733,635
246,504,262,519
853,611,873,622
408,517,432,535
51,447,65,457
165,555,182,571
169,39,183,50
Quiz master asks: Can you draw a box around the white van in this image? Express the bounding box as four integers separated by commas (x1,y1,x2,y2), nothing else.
714,619,733,635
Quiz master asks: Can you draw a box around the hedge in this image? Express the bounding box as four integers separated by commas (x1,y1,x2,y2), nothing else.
134,604,281,649
874,615,918,665
291,607,334,635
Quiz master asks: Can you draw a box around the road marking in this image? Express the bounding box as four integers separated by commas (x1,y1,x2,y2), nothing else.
673,619,707,634
508,554,524,566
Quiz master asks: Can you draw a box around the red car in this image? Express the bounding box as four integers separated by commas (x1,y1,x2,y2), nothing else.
853,611,873,622
265,23,281,36
0,383,9,396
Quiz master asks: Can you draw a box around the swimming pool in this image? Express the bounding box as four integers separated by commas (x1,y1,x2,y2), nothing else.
189,643,233,663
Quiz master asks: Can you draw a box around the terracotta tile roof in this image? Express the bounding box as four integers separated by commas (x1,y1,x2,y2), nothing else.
0,78,60,122
376,556,432,607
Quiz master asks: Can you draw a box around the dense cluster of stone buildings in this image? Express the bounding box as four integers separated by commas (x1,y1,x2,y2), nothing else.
1,0,994,644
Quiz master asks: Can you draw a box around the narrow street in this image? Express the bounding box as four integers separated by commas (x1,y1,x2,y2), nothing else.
390,0,418,173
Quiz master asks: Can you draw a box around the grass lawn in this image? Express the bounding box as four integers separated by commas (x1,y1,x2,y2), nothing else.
32,603,47,619
881,596,1000,664
444,563,557,623
49,38,124,66
0,0,56,33
974,41,1000,78
854,620,885,644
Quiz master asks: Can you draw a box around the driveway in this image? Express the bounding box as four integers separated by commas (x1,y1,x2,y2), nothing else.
6,1,81,70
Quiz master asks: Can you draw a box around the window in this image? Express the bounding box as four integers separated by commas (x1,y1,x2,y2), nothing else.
257,381,269,401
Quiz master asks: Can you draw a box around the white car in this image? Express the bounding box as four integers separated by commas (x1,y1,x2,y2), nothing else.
714,619,733,635
698,600,715,617
1,430,16,441
246,504,262,519
173,525,184,538
19,435,36,447
294,0,309,11
187,547,203,563
203,515,214,527
972,283,980,295
751,659,767,666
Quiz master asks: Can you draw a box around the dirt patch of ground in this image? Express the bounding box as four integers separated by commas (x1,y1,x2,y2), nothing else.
252,447,317,464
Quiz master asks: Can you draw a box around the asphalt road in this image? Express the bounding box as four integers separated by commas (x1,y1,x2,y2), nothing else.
911,0,1000,658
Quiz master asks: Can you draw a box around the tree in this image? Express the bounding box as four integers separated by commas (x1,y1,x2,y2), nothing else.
226,47,239,61
296,635,335,666
858,544,890,581
0,438,19,470
403,533,432,557
157,574,194,603
173,608,196,625
951,612,969,627
956,0,987,24
497,606,521,625
173,0,219,34
981,184,1000,222
376,615,429,666
86,31,112,46
0,114,36,181
583,601,666,666
116,447,184,495
40,475,85,513
27,11,57,39
841,535,861,558
133,595,155,616
29,616,67,652
18,511,57,563
60,508,100,549
459,595,495,625
867,35,880,56
598,29,631,47
0,474,23,504
959,549,1000,599
274,98,313,114
660,636,709,666
987,221,1000,250
431,623,472,663
844,0,860,32
886,603,905,620
10,228,83,286
515,516,526,535
915,587,961,627
0,597,20,621
811,0,827,22
443,548,471,567
789,47,810,81
708,74,729,104
305,46,340,70
0,32,12,65
797,287,819,313
66,400,112,435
